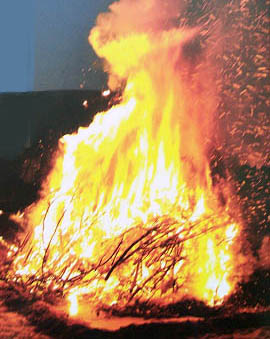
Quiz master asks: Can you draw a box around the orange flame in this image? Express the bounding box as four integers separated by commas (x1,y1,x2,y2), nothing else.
11,1,244,315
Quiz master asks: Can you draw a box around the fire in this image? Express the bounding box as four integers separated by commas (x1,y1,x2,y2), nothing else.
67,293,79,316
9,0,244,315
102,89,111,97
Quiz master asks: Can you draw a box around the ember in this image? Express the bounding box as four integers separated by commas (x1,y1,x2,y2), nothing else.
82,100,88,108
7,0,255,317
102,89,111,97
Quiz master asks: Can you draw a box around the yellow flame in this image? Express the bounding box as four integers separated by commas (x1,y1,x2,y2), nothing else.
10,14,243,312
68,293,79,316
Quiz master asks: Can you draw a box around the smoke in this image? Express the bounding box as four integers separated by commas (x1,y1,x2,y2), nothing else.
91,0,184,40
89,0,187,90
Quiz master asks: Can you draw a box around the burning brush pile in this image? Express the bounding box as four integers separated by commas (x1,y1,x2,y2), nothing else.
1,0,269,321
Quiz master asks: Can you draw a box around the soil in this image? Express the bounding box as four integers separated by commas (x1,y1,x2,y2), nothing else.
0,300,49,338
0,281,270,338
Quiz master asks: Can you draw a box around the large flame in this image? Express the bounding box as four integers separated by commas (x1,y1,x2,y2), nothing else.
11,0,243,314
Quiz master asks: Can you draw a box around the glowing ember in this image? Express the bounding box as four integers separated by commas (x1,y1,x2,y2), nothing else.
82,100,88,108
102,89,111,97
9,0,245,316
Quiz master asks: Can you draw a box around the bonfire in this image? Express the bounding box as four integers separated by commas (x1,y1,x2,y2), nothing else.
3,0,265,322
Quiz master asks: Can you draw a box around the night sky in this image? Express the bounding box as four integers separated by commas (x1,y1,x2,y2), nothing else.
34,0,113,90
0,0,114,92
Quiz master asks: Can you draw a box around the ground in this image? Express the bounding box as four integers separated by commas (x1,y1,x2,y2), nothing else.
0,300,49,339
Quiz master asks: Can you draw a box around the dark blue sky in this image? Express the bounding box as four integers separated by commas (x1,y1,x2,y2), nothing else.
34,0,113,90
0,0,113,92
0,1,35,92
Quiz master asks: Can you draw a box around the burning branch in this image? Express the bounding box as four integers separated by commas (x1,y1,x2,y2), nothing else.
6,198,237,310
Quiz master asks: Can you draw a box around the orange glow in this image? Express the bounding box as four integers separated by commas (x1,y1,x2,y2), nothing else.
10,1,245,316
